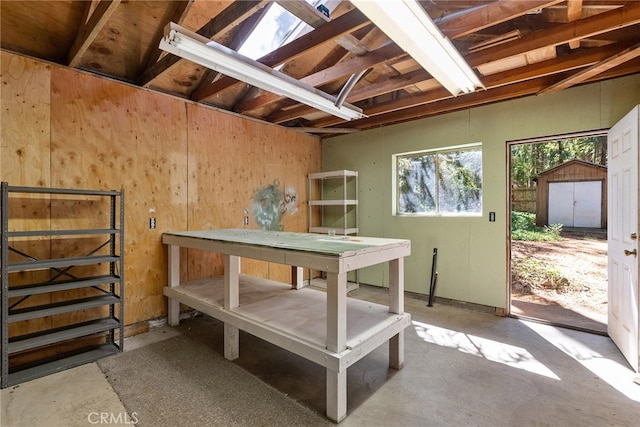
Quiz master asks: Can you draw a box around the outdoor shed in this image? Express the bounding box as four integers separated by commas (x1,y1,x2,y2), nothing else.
536,159,607,229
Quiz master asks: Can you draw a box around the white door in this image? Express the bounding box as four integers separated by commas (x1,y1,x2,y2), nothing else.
574,181,602,228
549,181,601,227
548,182,574,225
608,105,640,372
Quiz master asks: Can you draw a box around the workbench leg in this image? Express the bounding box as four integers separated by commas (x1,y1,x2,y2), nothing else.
167,244,180,326
388,257,405,369
224,255,240,360
224,323,239,361
389,331,405,369
326,368,347,423
291,266,304,289
326,272,347,353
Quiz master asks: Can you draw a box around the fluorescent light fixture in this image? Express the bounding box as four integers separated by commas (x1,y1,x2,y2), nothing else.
351,0,484,96
159,22,365,121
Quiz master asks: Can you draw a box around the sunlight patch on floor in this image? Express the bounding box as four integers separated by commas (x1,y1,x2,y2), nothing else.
412,320,559,379
523,320,640,402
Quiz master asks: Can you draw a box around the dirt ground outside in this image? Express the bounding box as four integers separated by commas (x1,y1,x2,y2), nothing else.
511,229,608,331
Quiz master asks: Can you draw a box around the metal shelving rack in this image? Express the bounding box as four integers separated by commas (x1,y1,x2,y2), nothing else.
1,182,124,388
308,170,358,235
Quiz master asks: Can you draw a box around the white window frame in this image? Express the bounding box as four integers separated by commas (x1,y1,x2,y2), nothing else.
392,142,483,217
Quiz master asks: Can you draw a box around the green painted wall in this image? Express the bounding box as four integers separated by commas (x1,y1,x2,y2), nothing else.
323,74,640,309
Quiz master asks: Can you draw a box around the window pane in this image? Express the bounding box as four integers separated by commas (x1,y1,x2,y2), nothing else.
396,145,482,215
398,155,436,213
437,149,482,213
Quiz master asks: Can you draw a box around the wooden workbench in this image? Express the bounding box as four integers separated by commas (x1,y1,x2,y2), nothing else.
162,229,411,422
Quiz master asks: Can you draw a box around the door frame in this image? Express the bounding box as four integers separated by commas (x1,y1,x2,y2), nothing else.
506,129,609,325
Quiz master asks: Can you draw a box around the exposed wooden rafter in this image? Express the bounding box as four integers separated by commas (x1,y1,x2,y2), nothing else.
1,0,638,136
67,0,121,67
538,41,640,94
192,8,370,101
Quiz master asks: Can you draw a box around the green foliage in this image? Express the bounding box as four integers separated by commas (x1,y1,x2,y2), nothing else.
511,211,562,241
511,135,607,188
512,258,561,286
398,148,481,214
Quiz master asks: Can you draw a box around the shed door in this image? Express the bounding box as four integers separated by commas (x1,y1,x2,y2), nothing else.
548,181,601,228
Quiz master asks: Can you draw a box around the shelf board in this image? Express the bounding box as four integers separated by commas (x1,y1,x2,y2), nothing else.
8,274,121,297
164,274,410,371
8,318,120,354
7,255,121,272
309,200,358,206
6,185,120,196
4,344,120,388
8,295,121,323
308,170,357,179
7,228,121,238
309,227,358,235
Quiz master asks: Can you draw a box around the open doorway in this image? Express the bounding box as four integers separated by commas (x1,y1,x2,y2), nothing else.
508,131,608,334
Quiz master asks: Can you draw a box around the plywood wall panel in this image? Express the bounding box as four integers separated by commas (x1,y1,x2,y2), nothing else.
1,52,51,187
1,52,54,336
50,67,189,326
186,104,321,282
2,51,320,341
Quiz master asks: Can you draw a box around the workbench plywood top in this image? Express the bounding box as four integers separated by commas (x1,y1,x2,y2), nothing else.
163,229,410,257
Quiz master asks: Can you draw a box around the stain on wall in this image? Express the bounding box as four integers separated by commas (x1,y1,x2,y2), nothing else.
252,179,298,231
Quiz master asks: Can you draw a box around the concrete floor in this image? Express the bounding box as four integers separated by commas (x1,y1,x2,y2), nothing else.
2,285,640,426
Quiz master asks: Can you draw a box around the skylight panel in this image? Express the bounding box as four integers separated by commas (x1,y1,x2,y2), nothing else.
238,0,325,60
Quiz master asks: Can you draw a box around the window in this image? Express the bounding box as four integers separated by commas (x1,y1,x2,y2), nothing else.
395,144,482,215
238,0,328,60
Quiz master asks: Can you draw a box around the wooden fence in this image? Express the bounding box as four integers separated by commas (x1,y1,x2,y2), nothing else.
512,187,536,213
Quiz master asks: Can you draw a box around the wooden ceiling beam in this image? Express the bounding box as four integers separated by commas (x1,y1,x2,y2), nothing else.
141,1,195,74
538,41,640,94
437,0,565,39
275,0,329,26
269,69,431,124
67,0,121,67
353,59,640,130
240,0,568,118
344,77,564,130
566,0,584,48
308,41,637,128
192,8,370,101
139,0,266,86
467,1,640,66
235,42,406,113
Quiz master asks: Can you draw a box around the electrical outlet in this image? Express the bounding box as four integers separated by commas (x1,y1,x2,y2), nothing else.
489,212,495,222
149,217,156,229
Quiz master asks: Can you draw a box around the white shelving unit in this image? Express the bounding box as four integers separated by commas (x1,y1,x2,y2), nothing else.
308,170,358,235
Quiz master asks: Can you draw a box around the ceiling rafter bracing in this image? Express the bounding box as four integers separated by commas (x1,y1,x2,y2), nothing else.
141,1,195,73
437,0,565,39
67,0,121,67
2,0,639,136
269,0,584,123
364,57,640,128
538,41,640,94
191,7,370,101
139,0,266,86
344,58,640,130
467,2,640,66
308,40,640,129
235,42,406,113
266,0,575,125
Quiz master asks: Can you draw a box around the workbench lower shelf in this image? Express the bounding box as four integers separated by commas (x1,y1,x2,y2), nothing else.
163,274,411,372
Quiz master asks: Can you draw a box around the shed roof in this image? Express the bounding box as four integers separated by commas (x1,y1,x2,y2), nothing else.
537,158,607,177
